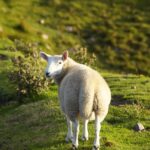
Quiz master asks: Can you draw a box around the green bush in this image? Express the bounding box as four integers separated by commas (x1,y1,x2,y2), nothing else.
70,47,97,68
8,42,50,103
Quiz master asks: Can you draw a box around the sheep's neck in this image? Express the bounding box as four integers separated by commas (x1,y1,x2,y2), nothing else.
53,72,66,85
53,58,77,85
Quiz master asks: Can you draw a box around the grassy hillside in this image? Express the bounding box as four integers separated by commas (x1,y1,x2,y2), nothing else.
0,0,150,150
0,0,150,75
0,73,150,150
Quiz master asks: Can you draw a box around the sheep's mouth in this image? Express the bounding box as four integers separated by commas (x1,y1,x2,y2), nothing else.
45,73,57,79
45,72,53,78
46,74,53,78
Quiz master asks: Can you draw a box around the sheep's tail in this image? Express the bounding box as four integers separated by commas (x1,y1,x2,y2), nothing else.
79,84,94,120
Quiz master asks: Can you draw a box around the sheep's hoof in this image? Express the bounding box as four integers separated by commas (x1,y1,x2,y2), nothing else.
92,146,99,150
65,136,73,143
72,144,78,150
81,136,88,141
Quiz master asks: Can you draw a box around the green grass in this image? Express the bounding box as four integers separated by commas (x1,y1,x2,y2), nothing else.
0,0,150,149
0,73,150,150
0,0,150,75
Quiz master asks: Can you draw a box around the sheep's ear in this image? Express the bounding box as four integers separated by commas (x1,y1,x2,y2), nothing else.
62,51,68,61
40,51,49,61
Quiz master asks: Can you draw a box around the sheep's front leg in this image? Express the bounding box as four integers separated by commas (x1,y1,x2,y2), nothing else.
65,117,73,142
93,115,101,150
72,119,79,149
82,119,89,141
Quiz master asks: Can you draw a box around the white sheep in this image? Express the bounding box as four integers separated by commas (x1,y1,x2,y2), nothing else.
40,51,111,150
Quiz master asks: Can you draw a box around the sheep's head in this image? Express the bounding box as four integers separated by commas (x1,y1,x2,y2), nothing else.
40,51,68,78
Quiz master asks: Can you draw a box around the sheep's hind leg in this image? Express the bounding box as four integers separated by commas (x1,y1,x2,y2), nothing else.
65,116,73,142
82,119,89,141
72,119,79,149
92,115,101,150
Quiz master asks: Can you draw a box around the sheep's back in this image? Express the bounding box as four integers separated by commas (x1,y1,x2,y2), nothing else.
58,64,111,121
59,67,82,121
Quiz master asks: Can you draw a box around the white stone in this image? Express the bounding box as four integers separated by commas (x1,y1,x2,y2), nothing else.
40,19,45,24
66,26,73,32
134,122,145,131
42,34,49,40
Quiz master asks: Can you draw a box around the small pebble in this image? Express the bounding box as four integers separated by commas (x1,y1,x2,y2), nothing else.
39,19,45,25
42,34,49,40
66,26,73,32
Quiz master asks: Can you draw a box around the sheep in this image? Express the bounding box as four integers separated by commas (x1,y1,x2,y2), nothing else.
40,51,111,150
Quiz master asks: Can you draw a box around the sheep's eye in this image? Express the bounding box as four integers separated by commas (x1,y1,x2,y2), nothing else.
58,61,62,64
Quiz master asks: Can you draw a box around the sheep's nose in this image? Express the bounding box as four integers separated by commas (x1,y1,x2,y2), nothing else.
46,72,50,77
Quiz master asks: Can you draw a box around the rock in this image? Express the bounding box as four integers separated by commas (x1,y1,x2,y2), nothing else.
134,122,145,131
39,19,45,25
41,34,49,40
65,26,73,32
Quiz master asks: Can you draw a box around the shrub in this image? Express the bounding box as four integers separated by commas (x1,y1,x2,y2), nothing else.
70,47,97,67
8,43,50,103
9,39,39,55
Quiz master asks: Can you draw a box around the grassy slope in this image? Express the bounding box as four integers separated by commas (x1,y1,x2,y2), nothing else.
0,73,150,150
0,0,150,150
0,0,150,74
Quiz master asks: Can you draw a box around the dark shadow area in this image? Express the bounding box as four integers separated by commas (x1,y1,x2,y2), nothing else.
101,0,150,12
111,94,136,106
0,54,9,60
39,0,59,6
0,71,16,105
106,116,128,125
